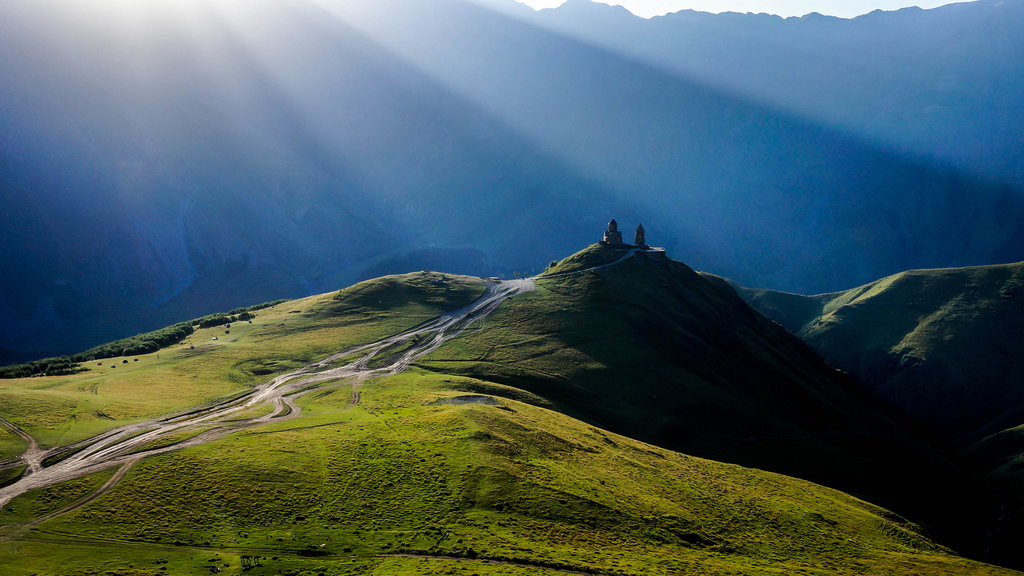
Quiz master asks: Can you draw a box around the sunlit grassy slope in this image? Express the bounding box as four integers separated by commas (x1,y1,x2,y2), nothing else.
0,272,485,457
420,246,964,520
0,254,1017,575
1,368,1016,576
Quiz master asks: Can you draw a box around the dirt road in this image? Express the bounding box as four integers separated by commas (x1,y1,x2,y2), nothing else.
0,250,640,512
0,278,537,509
0,416,43,474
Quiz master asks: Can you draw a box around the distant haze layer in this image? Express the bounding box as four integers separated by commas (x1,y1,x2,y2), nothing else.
515,0,965,17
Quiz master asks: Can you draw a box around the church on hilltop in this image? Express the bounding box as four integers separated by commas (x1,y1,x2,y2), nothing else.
601,219,650,250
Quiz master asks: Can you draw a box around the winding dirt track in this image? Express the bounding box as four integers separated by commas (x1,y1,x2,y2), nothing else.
0,278,537,510
0,250,641,514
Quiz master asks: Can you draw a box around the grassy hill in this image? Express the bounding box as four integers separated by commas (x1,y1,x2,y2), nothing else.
0,272,485,457
419,246,969,522
733,261,1024,567
734,262,1024,442
0,252,1018,575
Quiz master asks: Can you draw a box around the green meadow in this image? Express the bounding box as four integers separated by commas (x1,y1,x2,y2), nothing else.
0,259,1018,575
0,272,484,452
4,368,1013,575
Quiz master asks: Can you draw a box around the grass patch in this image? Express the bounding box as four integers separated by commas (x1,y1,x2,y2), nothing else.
0,468,116,529
0,425,27,460
541,244,627,276
0,464,26,488
124,428,213,456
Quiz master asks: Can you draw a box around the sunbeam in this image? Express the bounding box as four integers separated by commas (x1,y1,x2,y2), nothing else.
1,0,1021,361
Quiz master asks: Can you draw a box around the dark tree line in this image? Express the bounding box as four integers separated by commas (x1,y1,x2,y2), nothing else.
0,300,286,379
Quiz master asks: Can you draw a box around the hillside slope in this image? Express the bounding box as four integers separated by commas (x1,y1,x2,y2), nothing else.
736,262,1024,441
4,369,1013,576
735,261,1024,567
0,253,1016,575
418,246,984,541
0,272,486,456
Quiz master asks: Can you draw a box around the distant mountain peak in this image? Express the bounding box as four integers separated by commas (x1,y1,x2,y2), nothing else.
546,0,639,19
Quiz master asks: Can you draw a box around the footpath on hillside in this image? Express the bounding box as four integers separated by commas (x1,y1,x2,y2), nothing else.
0,251,640,515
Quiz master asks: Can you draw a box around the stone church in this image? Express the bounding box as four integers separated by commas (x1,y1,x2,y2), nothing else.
601,219,649,250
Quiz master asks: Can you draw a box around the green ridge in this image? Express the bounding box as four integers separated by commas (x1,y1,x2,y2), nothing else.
0,272,485,452
420,246,958,520
733,262,1024,441
733,261,1024,566
0,253,1016,575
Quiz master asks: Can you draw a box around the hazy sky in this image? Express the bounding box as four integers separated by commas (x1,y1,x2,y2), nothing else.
516,0,963,18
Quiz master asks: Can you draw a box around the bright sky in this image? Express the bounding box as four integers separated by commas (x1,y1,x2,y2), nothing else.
516,0,961,18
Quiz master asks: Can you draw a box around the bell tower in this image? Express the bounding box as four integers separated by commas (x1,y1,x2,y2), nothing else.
635,224,647,248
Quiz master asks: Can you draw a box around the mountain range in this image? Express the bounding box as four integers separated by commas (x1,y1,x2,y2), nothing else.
3,0,1024,361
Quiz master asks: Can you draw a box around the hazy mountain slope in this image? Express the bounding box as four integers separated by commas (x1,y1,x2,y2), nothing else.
3,0,1023,363
0,0,635,359
333,0,1024,293
0,263,1015,576
528,0,1024,184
